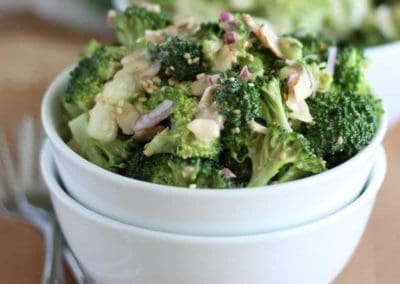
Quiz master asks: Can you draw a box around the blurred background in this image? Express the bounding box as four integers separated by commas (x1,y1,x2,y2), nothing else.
0,0,399,283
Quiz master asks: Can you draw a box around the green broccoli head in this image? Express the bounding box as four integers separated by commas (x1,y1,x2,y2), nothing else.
146,83,197,127
198,15,253,72
125,152,235,188
334,47,370,95
144,127,221,160
294,34,332,62
80,39,103,59
68,113,135,171
301,91,383,168
238,55,265,75
115,6,170,49
248,126,325,187
214,72,263,161
220,151,252,184
144,84,220,160
65,44,126,112
197,22,224,40
150,36,206,81
227,14,253,61
197,22,224,68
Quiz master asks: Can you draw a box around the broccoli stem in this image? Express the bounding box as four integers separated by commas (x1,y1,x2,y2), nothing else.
275,167,308,183
248,159,288,187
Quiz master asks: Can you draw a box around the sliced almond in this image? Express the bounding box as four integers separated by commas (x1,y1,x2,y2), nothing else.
197,85,224,129
286,93,313,123
242,14,283,58
172,15,197,31
285,66,315,122
199,85,218,105
249,119,268,134
258,25,283,58
242,14,259,33
214,45,233,72
187,119,220,140
288,68,313,101
145,30,165,45
191,75,209,96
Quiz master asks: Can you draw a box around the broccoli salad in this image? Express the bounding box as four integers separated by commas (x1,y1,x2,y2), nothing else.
61,4,383,189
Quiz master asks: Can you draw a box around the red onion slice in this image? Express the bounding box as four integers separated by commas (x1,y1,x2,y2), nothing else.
219,11,234,22
239,66,250,79
326,46,337,76
224,32,237,44
220,168,237,178
219,11,237,31
208,74,221,85
132,100,173,132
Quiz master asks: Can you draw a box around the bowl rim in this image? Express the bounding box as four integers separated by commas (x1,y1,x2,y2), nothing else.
41,141,386,241
41,66,388,194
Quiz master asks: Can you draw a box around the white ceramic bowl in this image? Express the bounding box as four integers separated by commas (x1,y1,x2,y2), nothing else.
41,142,386,284
41,67,387,236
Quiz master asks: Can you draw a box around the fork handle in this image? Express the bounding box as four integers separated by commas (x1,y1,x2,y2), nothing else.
63,243,87,284
53,228,65,284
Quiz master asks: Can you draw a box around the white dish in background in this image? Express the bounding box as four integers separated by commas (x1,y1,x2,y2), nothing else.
366,41,400,129
41,67,387,236
41,142,387,284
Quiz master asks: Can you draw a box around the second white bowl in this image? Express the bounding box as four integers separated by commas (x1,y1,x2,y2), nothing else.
42,67,387,236
41,143,387,284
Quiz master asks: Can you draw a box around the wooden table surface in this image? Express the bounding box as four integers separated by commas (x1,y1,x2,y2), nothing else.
0,12,399,284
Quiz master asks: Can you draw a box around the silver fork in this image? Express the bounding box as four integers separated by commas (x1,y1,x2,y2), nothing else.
0,116,85,284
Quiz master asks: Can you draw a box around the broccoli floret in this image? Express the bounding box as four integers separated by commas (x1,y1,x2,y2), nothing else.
80,40,103,59
215,73,263,127
215,74,292,164
197,22,224,69
197,22,224,40
246,47,286,76
334,47,370,95
65,45,126,112
199,15,253,72
150,36,206,81
238,55,265,75
68,113,134,171
258,76,291,131
294,34,332,62
214,72,263,161
144,84,220,159
301,91,383,168
145,128,221,160
146,84,197,127
220,152,252,184
115,6,170,49
248,126,325,187
277,36,303,61
227,14,252,61
125,152,235,188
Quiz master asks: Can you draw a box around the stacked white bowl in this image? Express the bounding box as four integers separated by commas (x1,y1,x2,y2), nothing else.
41,68,388,284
